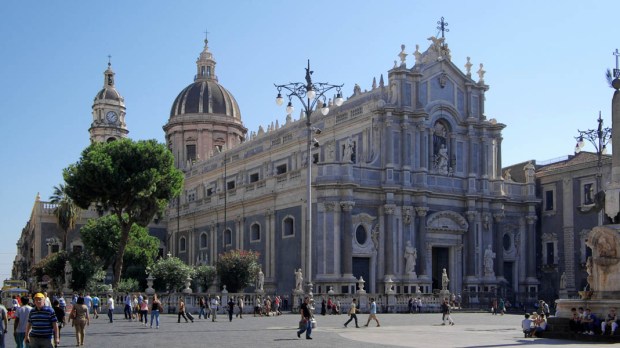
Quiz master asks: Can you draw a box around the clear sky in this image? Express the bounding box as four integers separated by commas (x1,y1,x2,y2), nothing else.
0,0,617,282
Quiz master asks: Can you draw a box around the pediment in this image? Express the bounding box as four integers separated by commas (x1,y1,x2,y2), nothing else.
426,210,468,233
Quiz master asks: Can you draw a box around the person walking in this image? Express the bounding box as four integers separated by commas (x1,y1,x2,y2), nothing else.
227,297,235,322
364,298,380,327
13,296,32,348
25,292,60,348
344,298,360,328
441,298,455,325
198,297,207,319
106,294,115,323
210,296,219,322
236,297,244,319
72,296,90,346
177,299,190,323
139,298,149,326
91,295,100,319
296,297,312,340
0,301,7,348
150,294,163,329
123,293,132,321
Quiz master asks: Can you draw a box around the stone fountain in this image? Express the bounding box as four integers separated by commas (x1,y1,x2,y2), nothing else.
555,65,620,318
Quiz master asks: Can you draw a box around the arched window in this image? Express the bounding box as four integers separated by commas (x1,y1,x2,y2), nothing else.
251,223,261,242
179,237,186,252
283,216,294,237
200,233,208,249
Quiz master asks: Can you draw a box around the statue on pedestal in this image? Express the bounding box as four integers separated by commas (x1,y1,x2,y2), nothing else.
404,241,417,274
441,268,449,291
484,245,496,276
256,268,264,291
294,268,303,291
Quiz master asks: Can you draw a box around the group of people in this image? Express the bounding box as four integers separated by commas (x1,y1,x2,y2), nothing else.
521,312,548,338
2,291,93,348
569,306,618,336
320,298,340,315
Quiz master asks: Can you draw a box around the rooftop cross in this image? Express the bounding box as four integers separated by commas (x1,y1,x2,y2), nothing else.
436,17,449,39
613,48,620,78
107,54,112,67
204,28,210,41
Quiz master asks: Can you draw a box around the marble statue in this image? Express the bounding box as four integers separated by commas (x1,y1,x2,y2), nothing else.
484,245,496,276
257,268,264,291
464,57,472,76
343,137,354,163
371,224,380,250
294,268,303,291
524,161,536,183
413,44,421,65
404,241,417,274
477,63,486,82
436,144,449,174
585,225,620,298
560,271,566,290
441,268,449,290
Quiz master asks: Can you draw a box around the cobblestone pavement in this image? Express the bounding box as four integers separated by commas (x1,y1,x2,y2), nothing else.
48,311,615,347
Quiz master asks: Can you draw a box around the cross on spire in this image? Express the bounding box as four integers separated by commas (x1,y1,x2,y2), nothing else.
107,54,112,67
204,28,210,41
436,17,449,39
613,48,620,78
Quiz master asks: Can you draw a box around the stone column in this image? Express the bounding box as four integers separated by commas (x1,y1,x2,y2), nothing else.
341,201,355,276
415,207,429,276
526,215,537,279
493,212,505,278
265,209,274,278
418,123,426,170
384,204,395,276
465,211,478,277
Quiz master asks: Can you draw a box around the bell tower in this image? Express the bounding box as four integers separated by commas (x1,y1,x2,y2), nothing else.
89,58,129,143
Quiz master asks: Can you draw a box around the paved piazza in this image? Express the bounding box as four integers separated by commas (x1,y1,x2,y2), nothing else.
51,312,614,347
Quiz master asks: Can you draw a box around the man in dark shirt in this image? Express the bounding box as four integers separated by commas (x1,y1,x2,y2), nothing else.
296,297,312,340
25,293,59,348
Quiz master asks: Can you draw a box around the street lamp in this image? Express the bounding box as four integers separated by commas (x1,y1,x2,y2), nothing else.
574,111,612,224
275,60,343,295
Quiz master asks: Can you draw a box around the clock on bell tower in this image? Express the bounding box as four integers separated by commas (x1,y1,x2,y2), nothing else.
88,58,129,143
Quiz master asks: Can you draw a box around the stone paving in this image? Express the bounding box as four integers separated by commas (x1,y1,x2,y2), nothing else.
48,311,618,347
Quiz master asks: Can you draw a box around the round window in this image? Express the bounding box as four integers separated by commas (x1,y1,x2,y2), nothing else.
503,234,511,251
356,225,367,245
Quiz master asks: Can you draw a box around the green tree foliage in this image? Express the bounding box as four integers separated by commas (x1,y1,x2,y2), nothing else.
49,183,81,252
32,251,68,290
151,256,195,292
216,249,260,293
116,278,140,293
194,265,217,292
80,214,160,284
68,251,103,292
63,138,184,288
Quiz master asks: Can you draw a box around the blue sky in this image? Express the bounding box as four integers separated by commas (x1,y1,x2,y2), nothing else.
0,0,617,282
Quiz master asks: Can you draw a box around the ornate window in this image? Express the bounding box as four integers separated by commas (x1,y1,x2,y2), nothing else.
355,225,367,245
542,185,556,216
251,223,261,242
581,180,595,205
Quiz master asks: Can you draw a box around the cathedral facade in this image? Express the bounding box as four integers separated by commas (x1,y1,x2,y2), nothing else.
162,36,539,297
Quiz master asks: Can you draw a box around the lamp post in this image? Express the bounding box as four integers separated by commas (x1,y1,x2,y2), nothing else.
275,60,343,295
574,111,612,225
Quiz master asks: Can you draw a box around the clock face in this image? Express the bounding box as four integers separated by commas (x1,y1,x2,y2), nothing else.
106,111,118,123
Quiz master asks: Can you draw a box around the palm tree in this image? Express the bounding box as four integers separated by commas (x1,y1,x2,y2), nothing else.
49,183,81,252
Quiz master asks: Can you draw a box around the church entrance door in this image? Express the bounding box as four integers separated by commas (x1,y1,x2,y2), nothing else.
352,257,370,291
432,247,449,291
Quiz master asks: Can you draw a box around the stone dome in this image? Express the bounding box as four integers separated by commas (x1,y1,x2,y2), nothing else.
169,79,240,120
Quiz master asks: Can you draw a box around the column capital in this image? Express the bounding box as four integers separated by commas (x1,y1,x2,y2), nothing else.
265,208,274,218
493,212,505,223
400,122,409,130
384,204,396,215
526,215,538,225
415,206,429,217
340,201,355,212
465,210,478,222
324,201,337,212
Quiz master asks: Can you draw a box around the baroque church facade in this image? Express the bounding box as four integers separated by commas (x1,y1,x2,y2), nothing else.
162,36,539,297
13,33,544,300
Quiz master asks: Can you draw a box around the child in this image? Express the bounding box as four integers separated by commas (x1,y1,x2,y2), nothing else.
522,313,533,338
